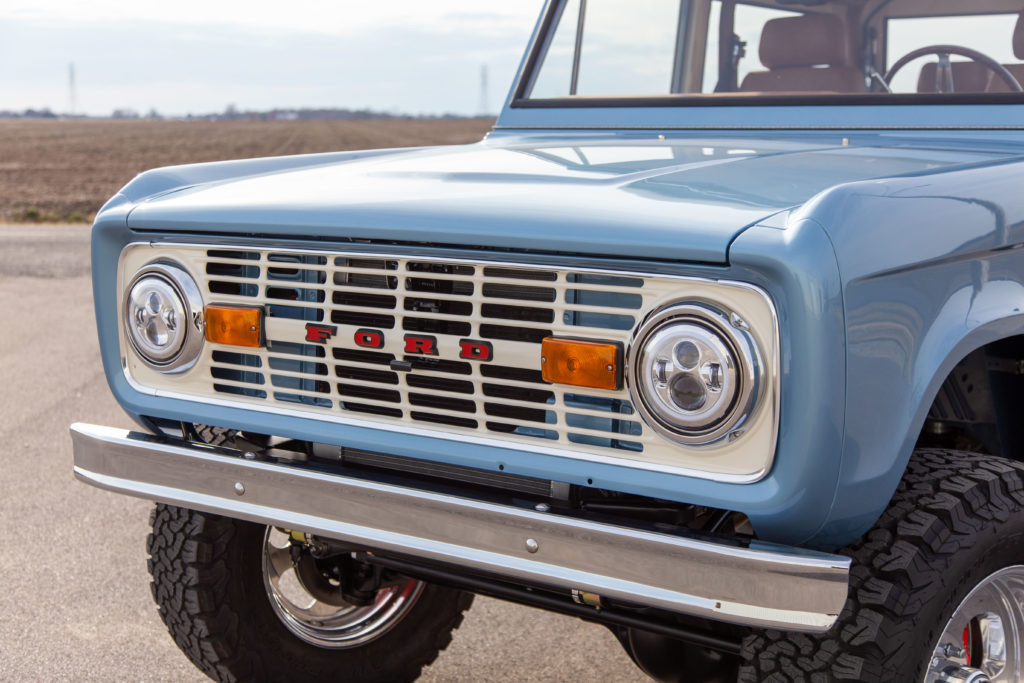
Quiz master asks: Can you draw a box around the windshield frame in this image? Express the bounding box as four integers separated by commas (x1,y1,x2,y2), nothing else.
505,0,1024,114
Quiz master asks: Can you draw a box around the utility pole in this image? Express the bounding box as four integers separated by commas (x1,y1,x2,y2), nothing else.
478,64,490,117
68,63,77,116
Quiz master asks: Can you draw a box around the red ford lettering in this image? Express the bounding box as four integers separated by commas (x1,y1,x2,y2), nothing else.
304,323,337,344
459,339,493,362
354,328,384,349
403,334,437,355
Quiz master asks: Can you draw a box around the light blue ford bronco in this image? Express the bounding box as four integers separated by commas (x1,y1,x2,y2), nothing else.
72,1,1024,681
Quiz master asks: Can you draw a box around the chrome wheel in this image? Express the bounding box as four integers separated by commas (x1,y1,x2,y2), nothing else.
261,528,424,649
924,566,1024,683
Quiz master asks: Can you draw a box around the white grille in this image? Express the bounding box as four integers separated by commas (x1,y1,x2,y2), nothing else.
120,243,779,480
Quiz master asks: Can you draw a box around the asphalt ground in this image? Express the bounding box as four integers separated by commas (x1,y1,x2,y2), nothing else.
0,224,647,681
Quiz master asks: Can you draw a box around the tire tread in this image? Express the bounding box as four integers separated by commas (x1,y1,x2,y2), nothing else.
148,504,471,682
737,448,1024,682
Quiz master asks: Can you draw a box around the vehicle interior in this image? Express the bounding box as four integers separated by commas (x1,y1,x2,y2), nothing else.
524,0,1024,99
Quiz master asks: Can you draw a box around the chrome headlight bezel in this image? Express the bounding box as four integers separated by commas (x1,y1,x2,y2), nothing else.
122,262,205,374
627,302,762,446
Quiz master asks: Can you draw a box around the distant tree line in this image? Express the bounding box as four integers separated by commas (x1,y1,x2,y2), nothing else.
0,106,485,121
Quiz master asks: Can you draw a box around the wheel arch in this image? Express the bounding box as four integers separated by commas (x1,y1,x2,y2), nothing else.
812,303,1024,549
916,333,1024,461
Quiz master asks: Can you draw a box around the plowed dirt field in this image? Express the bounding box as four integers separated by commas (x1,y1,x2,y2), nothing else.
0,118,493,223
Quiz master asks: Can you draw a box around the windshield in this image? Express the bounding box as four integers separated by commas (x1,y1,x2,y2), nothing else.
520,0,1024,103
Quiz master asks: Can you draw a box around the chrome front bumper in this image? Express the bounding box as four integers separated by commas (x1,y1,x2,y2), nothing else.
71,422,850,632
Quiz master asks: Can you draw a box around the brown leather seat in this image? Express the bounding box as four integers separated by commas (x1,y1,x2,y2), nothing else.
989,11,1024,92
917,62,994,93
740,14,864,93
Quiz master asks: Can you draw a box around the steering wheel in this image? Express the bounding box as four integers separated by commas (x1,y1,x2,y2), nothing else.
884,44,1023,93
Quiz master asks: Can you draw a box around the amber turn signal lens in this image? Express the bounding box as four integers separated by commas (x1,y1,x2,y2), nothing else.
541,338,620,390
205,305,262,348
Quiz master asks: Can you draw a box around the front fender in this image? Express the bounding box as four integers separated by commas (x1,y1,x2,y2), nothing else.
803,160,1024,547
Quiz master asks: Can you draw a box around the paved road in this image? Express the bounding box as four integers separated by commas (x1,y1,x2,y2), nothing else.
0,224,647,681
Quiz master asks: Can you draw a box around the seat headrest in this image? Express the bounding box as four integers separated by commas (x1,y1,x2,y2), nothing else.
1015,11,1024,60
760,14,850,69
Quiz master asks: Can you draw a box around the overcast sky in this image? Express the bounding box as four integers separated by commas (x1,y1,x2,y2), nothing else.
0,1,545,117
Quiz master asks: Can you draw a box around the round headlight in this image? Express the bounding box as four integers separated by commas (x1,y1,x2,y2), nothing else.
628,303,760,445
123,263,204,373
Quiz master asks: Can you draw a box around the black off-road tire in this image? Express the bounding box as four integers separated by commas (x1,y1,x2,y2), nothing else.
147,504,474,682
193,424,236,447
738,448,1024,682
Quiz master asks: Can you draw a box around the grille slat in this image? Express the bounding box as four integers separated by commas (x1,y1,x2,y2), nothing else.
212,351,263,367
204,272,262,283
560,312,636,331
335,365,400,385
214,383,268,399
479,324,552,344
264,367,332,385
482,283,557,303
560,302,642,315
411,411,479,429
408,394,477,414
557,404,636,422
399,310,477,324
486,422,559,440
341,401,403,418
336,384,402,404
270,378,332,396
478,394,558,412
331,266,403,278
210,367,265,385
405,375,475,395
401,317,473,337
484,402,556,424
481,383,554,404
403,357,474,375
481,303,555,324
332,348,394,365
209,376,268,391
332,292,398,309
564,418,644,439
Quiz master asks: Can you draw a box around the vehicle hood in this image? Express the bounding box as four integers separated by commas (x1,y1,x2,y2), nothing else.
125,134,1014,264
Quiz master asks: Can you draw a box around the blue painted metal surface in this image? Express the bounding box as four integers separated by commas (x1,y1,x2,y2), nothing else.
799,159,1024,545
495,103,1024,132
124,134,1009,266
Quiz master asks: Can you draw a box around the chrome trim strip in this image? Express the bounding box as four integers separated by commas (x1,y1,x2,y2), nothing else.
116,242,781,484
71,422,848,632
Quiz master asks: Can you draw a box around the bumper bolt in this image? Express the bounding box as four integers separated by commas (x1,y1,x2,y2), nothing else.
525,538,540,553
234,482,245,495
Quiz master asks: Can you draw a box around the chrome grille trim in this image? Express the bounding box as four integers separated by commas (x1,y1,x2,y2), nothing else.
119,243,780,482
